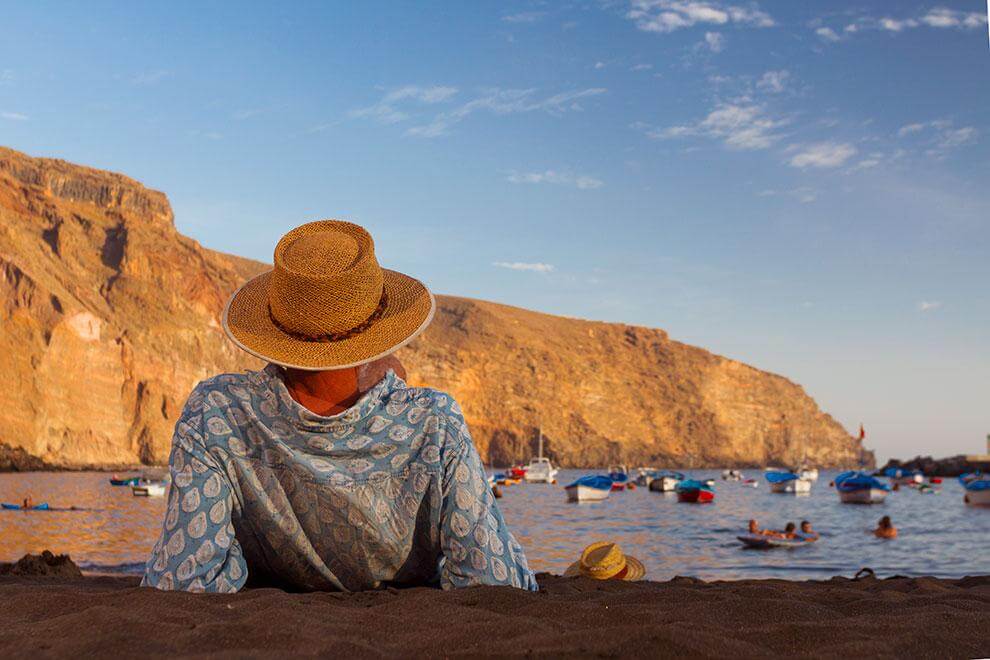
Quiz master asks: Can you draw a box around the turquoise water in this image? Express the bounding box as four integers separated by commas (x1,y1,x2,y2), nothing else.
1,469,988,580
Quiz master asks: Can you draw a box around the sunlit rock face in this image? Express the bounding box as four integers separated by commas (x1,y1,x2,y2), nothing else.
0,147,871,469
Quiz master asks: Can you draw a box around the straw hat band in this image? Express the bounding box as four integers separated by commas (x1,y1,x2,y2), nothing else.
268,223,385,337
268,290,389,343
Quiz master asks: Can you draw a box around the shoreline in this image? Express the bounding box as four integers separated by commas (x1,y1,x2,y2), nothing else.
1,555,988,657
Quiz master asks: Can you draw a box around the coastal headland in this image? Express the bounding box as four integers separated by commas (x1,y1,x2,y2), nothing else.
0,554,987,658
0,146,870,470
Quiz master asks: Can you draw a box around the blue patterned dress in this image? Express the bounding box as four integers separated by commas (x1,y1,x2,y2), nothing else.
140,365,537,593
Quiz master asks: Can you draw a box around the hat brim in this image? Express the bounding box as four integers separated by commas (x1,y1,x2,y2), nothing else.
563,555,646,581
222,269,435,370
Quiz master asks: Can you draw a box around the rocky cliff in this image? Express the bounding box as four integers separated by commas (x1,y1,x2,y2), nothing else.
0,147,872,469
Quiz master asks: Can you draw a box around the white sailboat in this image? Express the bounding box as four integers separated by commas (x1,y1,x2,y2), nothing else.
523,426,558,484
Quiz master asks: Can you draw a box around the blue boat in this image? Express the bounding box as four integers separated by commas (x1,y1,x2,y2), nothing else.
2,502,50,510
835,471,889,504
565,475,613,502
960,472,990,507
883,467,923,485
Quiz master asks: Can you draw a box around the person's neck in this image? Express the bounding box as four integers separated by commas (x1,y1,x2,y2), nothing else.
283,367,360,416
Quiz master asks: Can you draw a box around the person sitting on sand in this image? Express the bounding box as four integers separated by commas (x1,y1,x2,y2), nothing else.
142,220,537,594
799,521,818,541
874,516,897,539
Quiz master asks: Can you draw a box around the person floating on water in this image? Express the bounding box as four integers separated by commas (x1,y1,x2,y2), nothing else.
141,220,537,593
799,520,819,541
748,519,762,534
874,516,897,539
21,496,33,509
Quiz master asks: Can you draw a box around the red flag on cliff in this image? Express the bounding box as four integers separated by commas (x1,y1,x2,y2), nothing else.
858,424,865,440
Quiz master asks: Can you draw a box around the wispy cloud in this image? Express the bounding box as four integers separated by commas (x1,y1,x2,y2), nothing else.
788,142,858,169
630,63,654,71
404,87,606,138
0,70,13,85
626,0,774,34
640,102,785,150
493,261,555,273
131,70,171,86
1,112,28,121
898,119,978,155
350,85,459,124
701,31,725,52
917,300,942,313
502,11,545,24
818,7,987,41
758,187,817,203
506,170,604,189
756,69,789,94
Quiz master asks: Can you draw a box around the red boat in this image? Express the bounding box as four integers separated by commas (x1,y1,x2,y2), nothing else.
675,479,715,503
508,466,527,479
611,483,626,491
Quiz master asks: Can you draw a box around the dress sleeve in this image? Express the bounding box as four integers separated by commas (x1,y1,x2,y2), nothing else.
141,392,247,593
438,405,539,591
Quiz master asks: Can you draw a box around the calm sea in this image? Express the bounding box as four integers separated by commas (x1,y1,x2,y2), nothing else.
1,469,988,580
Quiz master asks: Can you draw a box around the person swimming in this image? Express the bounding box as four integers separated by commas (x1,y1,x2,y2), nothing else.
874,515,897,539
799,520,819,541
748,519,762,534
781,522,797,539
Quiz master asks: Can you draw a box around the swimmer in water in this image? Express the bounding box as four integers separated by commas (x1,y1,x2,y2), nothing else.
799,520,819,541
874,515,897,539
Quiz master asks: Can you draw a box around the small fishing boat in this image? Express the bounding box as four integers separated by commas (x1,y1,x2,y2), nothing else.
109,476,141,486
2,502,50,510
796,467,819,482
884,467,924,487
634,467,658,487
523,427,558,483
765,470,812,494
721,469,743,481
648,471,684,493
737,533,813,549
132,483,166,497
960,473,990,507
675,479,714,503
741,478,759,488
835,471,889,504
607,465,629,490
565,475,614,502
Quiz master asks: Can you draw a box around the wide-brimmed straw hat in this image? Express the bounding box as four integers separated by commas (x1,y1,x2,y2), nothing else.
564,542,645,581
222,220,435,370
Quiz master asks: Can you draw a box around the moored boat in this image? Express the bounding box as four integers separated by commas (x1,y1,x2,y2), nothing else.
721,469,743,481
607,465,629,490
1,502,50,510
565,475,614,502
523,427,558,483
884,467,924,487
648,471,684,493
960,473,990,507
675,479,714,503
132,483,166,497
765,470,812,494
741,478,759,488
109,475,141,486
835,471,889,504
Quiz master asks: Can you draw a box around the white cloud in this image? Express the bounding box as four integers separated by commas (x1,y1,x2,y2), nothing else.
917,301,942,312
350,85,459,125
0,70,13,85
788,142,858,169
848,158,881,172
594,61,606,70
645,102,784,150
405,87,606,138
626,0,774,34
919,7,986,29
506,170,604,189
131,70,171,86
815,26,841,42
502,11,545,23
831,8,986,38
702,31,725,52
630,63,654,71
493,261,555,273
879,17,919,32
758,187,817,203
1,112,28,121
897,119,978,153
756,69,789,93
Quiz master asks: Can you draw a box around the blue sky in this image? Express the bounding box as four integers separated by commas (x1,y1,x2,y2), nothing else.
1,1,987,461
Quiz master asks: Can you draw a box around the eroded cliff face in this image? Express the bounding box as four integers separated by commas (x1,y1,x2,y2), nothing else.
0,147,872,468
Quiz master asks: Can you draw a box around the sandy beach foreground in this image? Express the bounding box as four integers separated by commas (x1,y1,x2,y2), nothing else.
0,556,988,658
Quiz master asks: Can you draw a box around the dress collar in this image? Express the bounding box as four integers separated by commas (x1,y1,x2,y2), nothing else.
262,363,398,431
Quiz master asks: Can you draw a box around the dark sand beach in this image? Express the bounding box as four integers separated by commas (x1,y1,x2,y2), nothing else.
1,555,988,658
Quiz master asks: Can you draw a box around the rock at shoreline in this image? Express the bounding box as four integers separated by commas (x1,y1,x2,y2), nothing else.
0,443,52,471
0,551,82,577
0,146,872,469
881,455,989,477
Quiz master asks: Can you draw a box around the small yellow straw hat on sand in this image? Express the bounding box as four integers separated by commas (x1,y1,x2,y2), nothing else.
564,542,646,581
223,220,435,370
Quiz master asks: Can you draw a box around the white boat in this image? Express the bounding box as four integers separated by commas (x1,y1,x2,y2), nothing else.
961,474,990,507
523,427,558,483
132,483,166,497
770,478,812,494
634,467,657,487
564,475,613,502
797,467,819,482
721,469,743,481
838,488,888,504
648,471,683,492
